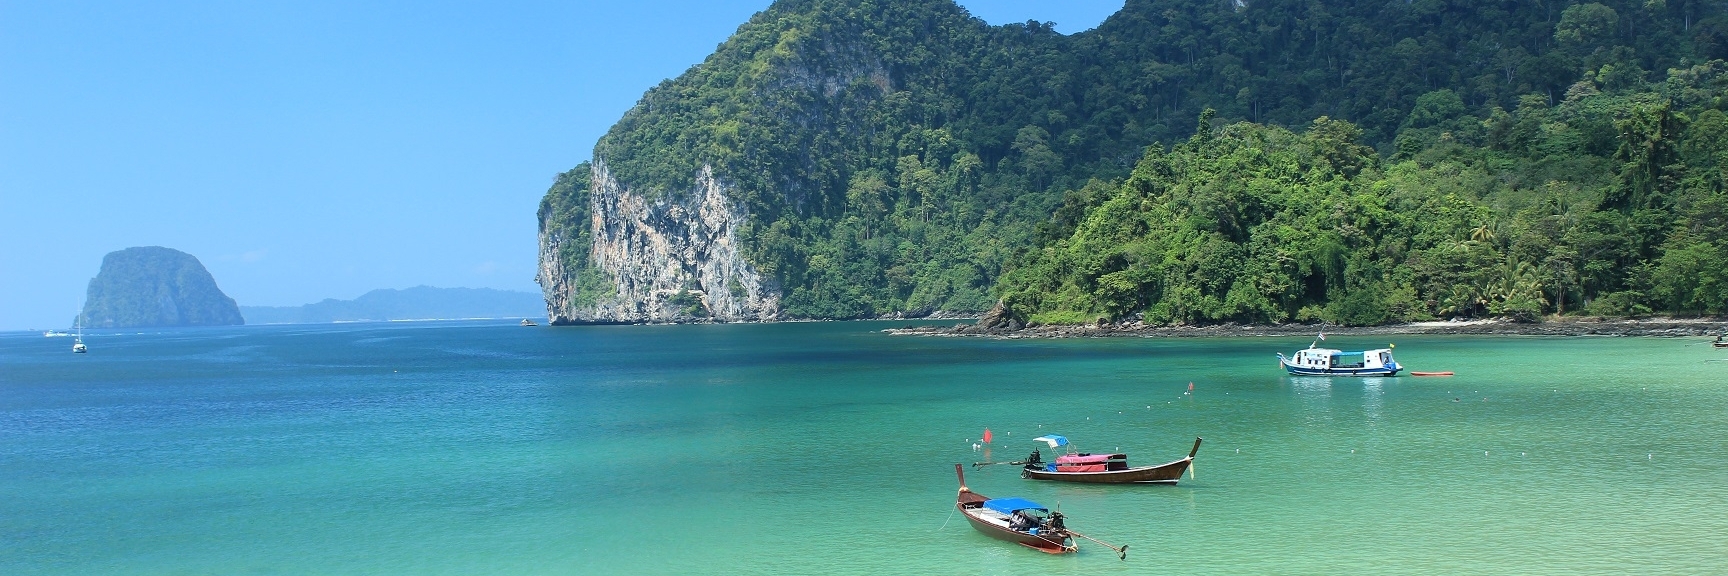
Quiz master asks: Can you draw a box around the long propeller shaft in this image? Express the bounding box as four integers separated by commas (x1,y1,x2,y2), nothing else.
1068,530,1128,560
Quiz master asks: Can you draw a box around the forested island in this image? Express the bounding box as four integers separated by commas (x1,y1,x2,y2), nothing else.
538,0,1728,326
79,247,244,328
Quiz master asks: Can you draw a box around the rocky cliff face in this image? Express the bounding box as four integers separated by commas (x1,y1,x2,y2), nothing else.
538,160,779,324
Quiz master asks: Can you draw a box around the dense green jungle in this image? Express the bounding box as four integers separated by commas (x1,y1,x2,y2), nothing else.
538,0,1728,324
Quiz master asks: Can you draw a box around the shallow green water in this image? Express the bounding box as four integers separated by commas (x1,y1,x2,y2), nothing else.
3,321,1726,574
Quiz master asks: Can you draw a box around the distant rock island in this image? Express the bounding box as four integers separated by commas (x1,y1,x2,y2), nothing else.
80,246,245,328
241,286,544,324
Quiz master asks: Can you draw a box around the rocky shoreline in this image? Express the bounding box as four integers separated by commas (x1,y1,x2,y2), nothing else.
884,316,1728,339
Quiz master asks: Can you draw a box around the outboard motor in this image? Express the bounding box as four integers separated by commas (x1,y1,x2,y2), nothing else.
1047,511,1066,531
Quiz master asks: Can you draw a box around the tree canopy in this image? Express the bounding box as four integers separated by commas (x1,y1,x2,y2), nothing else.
543,0,1728,322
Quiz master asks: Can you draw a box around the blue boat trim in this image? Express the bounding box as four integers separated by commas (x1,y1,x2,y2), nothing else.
1277,348,1402,377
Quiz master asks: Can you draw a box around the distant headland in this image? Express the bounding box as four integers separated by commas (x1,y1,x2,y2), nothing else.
79,246,244,328
241,286,544,324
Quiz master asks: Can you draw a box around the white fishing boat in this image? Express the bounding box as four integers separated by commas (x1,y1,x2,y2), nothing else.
1277,343,1399,376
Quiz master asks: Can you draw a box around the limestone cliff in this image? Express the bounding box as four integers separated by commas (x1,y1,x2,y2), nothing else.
537,160,779,324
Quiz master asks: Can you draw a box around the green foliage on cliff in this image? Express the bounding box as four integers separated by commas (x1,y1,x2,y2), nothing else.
79,247,244,328
553,0,1728,321
537,162,616,309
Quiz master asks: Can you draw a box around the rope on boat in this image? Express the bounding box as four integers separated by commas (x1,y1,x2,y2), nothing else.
937,505,956,531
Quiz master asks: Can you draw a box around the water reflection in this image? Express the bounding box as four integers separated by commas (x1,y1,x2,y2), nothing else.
1287,376,1333,395
1361,377,1385,423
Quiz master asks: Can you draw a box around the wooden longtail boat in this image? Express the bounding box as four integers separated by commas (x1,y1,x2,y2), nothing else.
1019,437,1202,484
953,465,1130,558
954,464,1077,554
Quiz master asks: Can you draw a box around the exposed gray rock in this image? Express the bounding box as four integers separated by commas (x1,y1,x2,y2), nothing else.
539,160,779,324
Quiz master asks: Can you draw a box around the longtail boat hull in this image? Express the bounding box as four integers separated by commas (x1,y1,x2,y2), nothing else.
956,505,1075,553
1020,437,1202,485
954,464,1076,554
1022,456,1192,484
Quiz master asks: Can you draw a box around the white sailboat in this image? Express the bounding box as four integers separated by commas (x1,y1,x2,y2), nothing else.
72,313,87,353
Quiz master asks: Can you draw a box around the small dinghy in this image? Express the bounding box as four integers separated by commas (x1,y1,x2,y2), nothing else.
953,464,1126,558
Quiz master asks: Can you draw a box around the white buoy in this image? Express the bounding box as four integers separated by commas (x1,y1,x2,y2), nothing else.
1485,451,1490,456
1235,449,1239,453
1350,449,1355,453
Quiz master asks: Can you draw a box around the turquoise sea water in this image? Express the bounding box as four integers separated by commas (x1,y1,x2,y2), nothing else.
3,321,1726,575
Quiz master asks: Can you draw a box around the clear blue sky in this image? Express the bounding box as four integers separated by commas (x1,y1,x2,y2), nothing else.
0,0,1123,330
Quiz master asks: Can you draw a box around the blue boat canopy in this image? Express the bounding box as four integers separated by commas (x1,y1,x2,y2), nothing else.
983,497,1047,514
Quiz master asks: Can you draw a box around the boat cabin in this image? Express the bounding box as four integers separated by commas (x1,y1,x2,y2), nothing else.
979,498,1053,531
1287,347,1395,370
1048,453,1130,473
